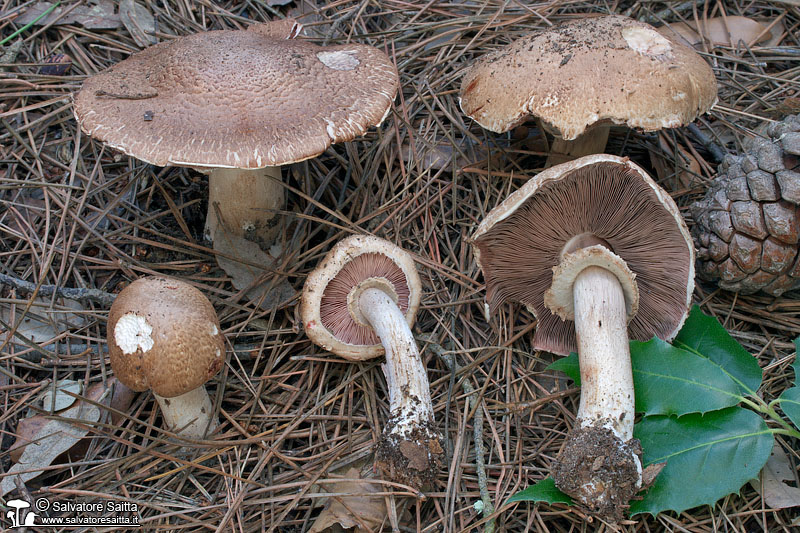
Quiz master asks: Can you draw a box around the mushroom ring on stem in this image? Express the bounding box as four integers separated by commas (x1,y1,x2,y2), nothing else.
107,276,225,439
459,15,717,166
301,235,443,488
470,154,694,521
73,19,399,249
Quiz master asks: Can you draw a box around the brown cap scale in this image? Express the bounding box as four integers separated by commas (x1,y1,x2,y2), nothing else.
108,276,224,438
301,235,442,488
470,154,694,520
459,15,717,164
74,19,399,247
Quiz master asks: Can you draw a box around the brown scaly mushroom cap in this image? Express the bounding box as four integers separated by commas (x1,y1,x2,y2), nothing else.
301,235,422,361
108,276,224,398
459,15,717,139
73,19,398,169
471,154,694,355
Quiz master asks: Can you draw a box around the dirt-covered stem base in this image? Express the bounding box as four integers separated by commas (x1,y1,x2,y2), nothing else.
552,422,643,522
358,287,444,488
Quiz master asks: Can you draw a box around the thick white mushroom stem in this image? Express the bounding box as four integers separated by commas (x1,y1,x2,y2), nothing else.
551,263,643,522
154,387,218,440
358,287,443,487
574,266,635,439
545,125,611,167
205,167,285,247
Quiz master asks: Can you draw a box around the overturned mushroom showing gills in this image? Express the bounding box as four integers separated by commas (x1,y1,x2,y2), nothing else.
470,154,694,520
108,276,225,439
73,19,398,248
459,15,717,166
301,235,443,488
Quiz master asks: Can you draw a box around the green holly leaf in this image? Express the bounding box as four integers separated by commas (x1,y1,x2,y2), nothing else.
631,338,742,416
777,386,800,430
547,353,580,384
630,407,773,516
672,306,762,395
779,337,800,430
506,477,572,505
546,339,743,416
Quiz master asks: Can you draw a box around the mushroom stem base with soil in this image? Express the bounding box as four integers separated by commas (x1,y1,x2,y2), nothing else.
551,264,643,521
358,287,444,487
205,166,285,248
154,387,218,440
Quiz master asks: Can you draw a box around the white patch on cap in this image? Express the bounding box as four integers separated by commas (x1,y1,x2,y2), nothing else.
317,50,360,71
114,313,154,354
325,119,337,140
210,324,218,336
541,94,559,108
622,26,672,57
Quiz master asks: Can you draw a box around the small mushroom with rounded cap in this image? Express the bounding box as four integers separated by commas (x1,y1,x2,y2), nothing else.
73,19,398,249
301,235,443,488
459,15,717,166
108,276,225,439
470,154,694,521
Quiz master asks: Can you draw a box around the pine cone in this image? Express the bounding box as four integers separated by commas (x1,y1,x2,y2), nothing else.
691,114,800,295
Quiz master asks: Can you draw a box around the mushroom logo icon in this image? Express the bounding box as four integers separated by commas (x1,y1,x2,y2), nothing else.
5,499,38,528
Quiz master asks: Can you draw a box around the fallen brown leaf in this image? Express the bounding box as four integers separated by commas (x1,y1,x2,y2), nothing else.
1,396,100,496
214,229,296,312
15,1,121,30
10,378,135,463
119,0,158,48
310,466,390,532
2,297,87,345
658,16,773,47
400,137,490,171
751,443,800,509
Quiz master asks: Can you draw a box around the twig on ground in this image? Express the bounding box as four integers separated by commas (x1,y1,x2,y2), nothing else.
433,341,496,533
687,123,727,164
0,273,117,306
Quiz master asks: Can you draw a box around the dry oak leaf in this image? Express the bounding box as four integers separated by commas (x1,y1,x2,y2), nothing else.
310,467,389,532
750,444,800,509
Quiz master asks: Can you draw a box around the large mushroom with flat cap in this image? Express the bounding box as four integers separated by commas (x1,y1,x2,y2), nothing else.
74,19,398,248
471,154,694,520
108,276,224,439
301,235,443,488
459,15,717,166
